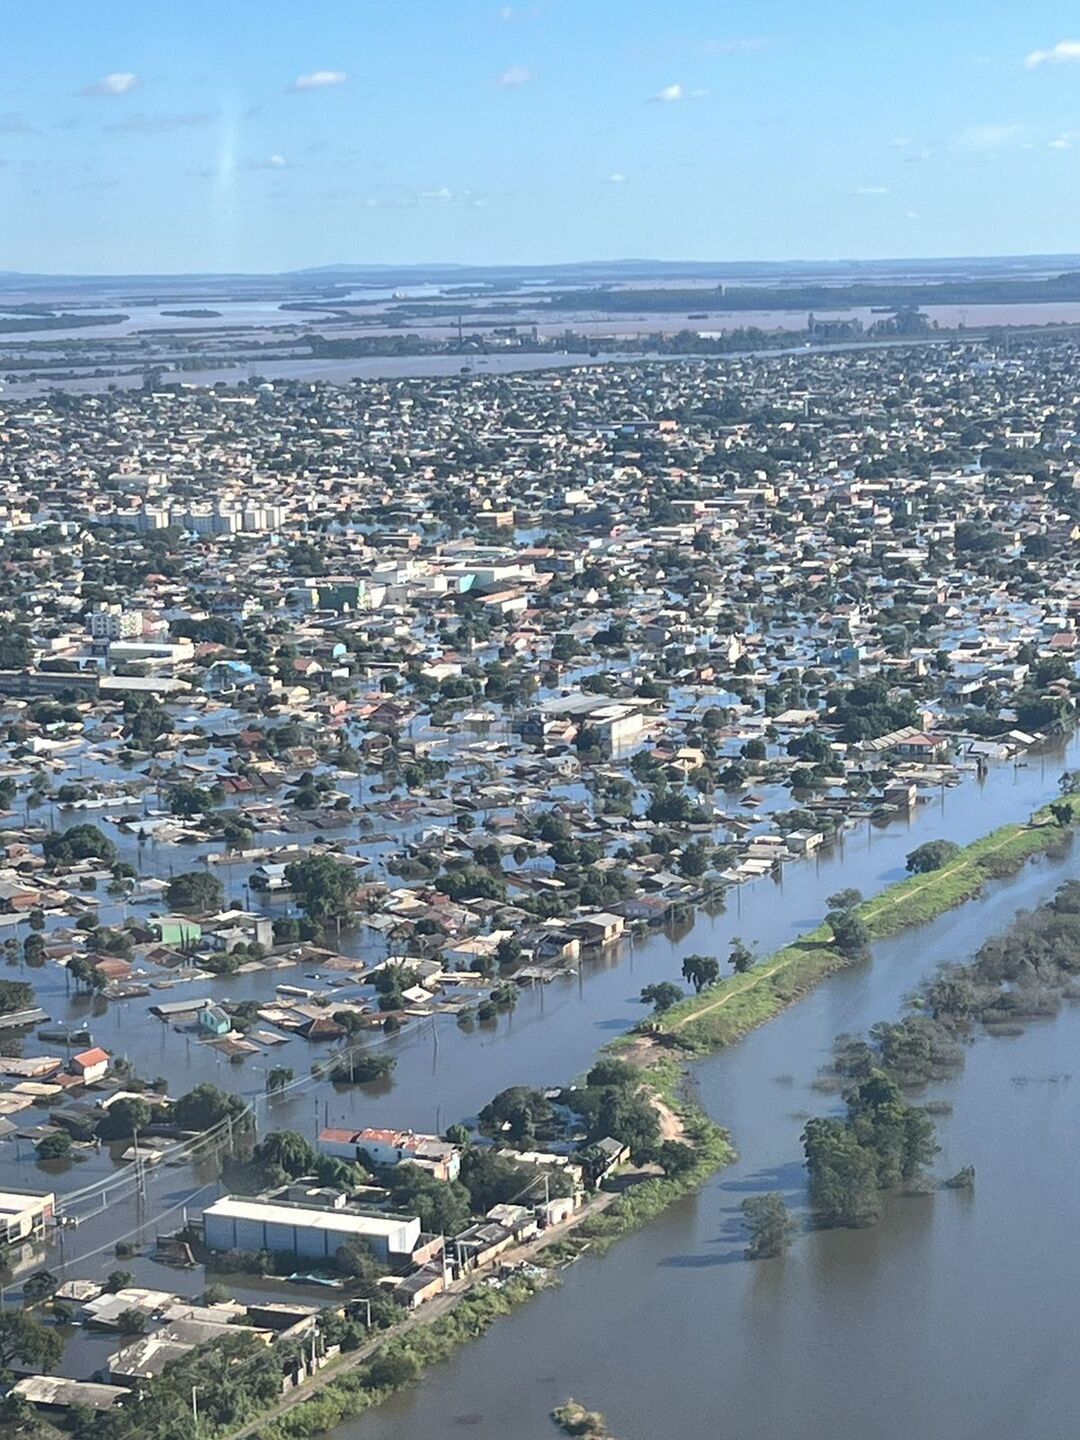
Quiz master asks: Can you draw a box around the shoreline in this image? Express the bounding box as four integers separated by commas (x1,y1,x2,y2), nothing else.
221,797,1078,1438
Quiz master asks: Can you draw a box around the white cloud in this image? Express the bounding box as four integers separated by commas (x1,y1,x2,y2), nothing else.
362,184,487,209
889,137,911,149
1025,40,1080,69
650,82,684,102
605,172,627,184
956,122,1022,151
291,70,348,91
496,65,532,88
81,72,139,97
1049,132,1079,149
853,185,890,196
269,153,287,167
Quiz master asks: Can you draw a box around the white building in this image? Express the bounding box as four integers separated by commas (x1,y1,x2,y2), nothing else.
202,1195,422,1265
0,1190,54,1244
89,604,143,641
318,1127,461,1182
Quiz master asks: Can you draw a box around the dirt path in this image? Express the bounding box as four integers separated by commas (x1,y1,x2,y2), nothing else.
649,1090,686,1142
637,824,1037,1044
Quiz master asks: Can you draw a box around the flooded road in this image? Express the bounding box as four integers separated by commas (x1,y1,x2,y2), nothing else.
15,741,1079,1238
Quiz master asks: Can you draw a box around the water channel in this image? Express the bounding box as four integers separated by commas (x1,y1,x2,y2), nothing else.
15,738,1080,1418
343,804,1080,1440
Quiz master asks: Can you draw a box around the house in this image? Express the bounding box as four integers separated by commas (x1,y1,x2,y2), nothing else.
883,781,918,811
393,1264,447,1310
10,1377,126,1414
453,1220,515,1272
0,1189,54,1244
485,1202,538,1242
69,1046,109,1083
318,1127,461,1182
572,912,626,946
198,1004,231,1036
152,916,202,948
584,1136,630,1184
536,1194,577,1227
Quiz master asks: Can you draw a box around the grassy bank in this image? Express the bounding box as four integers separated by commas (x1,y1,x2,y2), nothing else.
254,1274,551,1440
642,796,1080,1054
234,797,1079,1439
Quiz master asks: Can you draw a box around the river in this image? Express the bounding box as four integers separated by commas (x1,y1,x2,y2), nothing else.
22,738,1080,1407
335,810,1080,1440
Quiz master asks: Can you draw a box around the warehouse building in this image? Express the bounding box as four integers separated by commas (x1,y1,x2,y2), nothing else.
201,1195,422,1267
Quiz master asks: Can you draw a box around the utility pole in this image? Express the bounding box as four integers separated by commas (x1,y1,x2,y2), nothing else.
191,1385,199,1430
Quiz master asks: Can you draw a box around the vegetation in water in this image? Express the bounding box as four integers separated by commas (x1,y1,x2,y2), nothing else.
551,1399,614,1438
741,1192,798,1258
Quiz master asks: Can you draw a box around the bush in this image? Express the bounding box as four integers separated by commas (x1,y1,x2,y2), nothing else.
906,839,961,874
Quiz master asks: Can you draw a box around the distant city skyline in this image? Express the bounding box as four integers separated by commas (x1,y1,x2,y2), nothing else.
6,0,1080,273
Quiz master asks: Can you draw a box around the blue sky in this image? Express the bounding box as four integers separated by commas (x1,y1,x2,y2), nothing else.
5,0,1080,272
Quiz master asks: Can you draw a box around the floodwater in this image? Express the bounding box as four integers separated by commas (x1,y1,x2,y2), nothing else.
24,741,1078,1222
342,812,1080,1440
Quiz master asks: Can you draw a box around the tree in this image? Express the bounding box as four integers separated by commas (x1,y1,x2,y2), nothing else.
68,954,107,993
906,839,960,874
166,781,215,817
97,1096,152,1141
802,1116,882,1227
681,954,720,993
653,1140,696,1177
105,1270,133,1293
387,1164,472,1236
585,1058,639,1090
336,1237,387,1284
266,1066,294,1094
479,1086,554,1143
583,1089,660,1158
42,824,116,866
728,938,754,974
741,1192,798,1259
36,1131,73,1160
252,1130,317,1179
826,888,863,913
21,1269,58,1303
459,1147,548,1214
116,1307,150,1335
171,1083,246,1133
0,1310,62,1373
640,981,683,1014
368,1350,420,1390
787,731,833,765
677,841,710,878
284,854,358,924
828,910,871,959
0,980,33,1014
1049,800,1073,828
166,870,224,912
435,865,505,902
324,1050,395,1085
